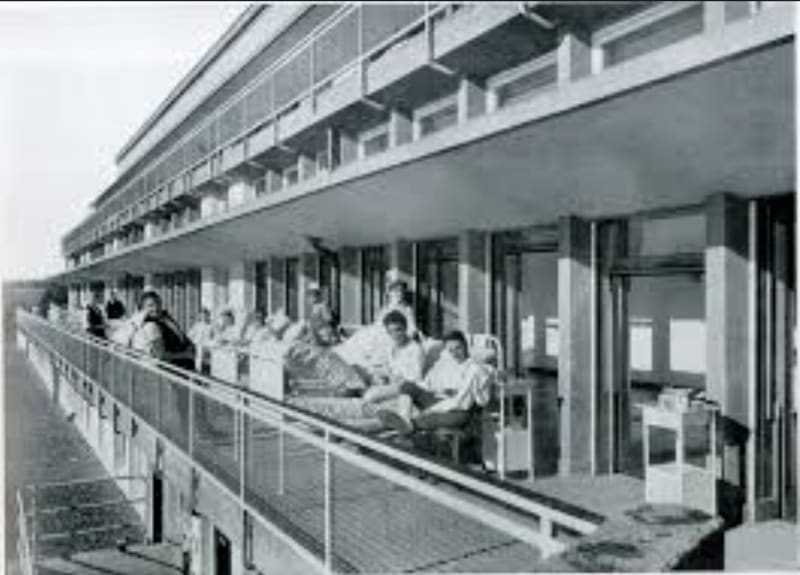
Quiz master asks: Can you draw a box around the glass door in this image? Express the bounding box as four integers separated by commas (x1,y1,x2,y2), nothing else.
416,238,459,339
755,197,796,521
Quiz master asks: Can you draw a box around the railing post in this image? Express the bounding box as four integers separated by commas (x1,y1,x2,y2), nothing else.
239,401,246,505
188,388,195,458
278,425,286,496
324,428,333,574
499,385,507,479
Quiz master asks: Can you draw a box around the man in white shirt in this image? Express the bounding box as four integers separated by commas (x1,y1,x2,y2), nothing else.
363,310,424,404
377,330,492,434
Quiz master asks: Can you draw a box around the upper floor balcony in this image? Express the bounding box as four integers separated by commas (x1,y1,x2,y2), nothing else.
62,1,792,269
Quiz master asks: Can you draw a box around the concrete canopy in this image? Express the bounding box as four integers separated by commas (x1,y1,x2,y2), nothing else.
62,39,793,281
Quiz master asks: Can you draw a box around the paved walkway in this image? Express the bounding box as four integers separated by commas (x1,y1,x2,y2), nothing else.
3,327,142,574
725,520,799,571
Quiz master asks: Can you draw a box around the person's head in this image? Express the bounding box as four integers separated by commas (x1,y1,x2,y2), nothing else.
382,310,409,346
307,284,323,304
91,290,103,305
315,321,338,346
443,330,469,364
139,290,162,318
200,307,211,323
220,310,235,328
386,280,408,305
109,290,119,301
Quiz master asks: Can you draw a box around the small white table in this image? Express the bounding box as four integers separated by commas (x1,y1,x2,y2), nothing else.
642,402,719,516
482,377,536,479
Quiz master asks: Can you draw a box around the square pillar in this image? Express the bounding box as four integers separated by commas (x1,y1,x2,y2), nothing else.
144,221,157,240
227,179,256,208
704,1,727,32
298,154,316,181
68,285,80,311
200,267,219,312
228,261,256,318
200,193,219,218
457,77,486,123
268,257,285,315
331,128,358,168
705,192,751,490
339,248,362,325
558,216,594,476
458,231,489,334
557,32,591,85
388,239,414,288
144,273,157,293
389,109,413,148
299,253,318,320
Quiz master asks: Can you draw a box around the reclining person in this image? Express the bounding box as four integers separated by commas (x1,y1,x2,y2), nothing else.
376,330,492,435
362,310,425,404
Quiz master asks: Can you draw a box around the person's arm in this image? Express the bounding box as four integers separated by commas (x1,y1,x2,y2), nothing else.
390,343,424,385
140,322,165,360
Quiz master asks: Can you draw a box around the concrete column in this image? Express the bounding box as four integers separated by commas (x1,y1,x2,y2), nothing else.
144,220,157,240
457,77,486,123
557,32,591,85
201,267,219,312
339,248,362,325
558,216,594,476
705,192,751,490
227,179,256,208
704,1,727,31
389,109,413,148
200,193,218,218
299,253,318,320
268,257,285,314
298,155,316,181
144,273,157,293
331,128,358,168
68,285,80,311
458,231,489,334
229,261,256,321
388,239,414,288
267,170,284,194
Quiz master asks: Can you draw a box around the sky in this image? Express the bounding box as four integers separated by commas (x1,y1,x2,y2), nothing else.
0,2,248,281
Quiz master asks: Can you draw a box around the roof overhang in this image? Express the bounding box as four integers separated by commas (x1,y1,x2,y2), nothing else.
57,35,794,282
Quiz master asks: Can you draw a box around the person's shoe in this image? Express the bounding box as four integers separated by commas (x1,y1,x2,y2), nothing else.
376,409,413,435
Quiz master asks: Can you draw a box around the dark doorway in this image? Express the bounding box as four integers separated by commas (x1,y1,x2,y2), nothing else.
152,472,163,543
214,527,232,575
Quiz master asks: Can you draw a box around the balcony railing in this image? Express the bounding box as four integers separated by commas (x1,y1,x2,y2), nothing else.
65,3,450,258
62,0,787,264
17,309,602,573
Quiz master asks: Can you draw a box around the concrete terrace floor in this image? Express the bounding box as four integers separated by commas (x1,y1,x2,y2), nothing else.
725,520,799,571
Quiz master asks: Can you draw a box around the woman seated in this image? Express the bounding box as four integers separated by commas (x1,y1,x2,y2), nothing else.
375,330,493,435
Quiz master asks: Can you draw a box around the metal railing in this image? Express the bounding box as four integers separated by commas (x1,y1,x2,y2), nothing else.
66,3,464,257
17,309,602,573
16,489,34,575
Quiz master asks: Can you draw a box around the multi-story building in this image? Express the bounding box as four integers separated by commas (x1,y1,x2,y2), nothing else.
15,2,796,573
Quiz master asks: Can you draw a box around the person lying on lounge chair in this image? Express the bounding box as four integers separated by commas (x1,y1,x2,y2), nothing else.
375,330,492,435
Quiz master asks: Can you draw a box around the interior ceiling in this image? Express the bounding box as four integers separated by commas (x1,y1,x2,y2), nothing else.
67,41,794,281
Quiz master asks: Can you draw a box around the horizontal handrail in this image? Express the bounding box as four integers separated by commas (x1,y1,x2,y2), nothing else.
18,309,603,538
